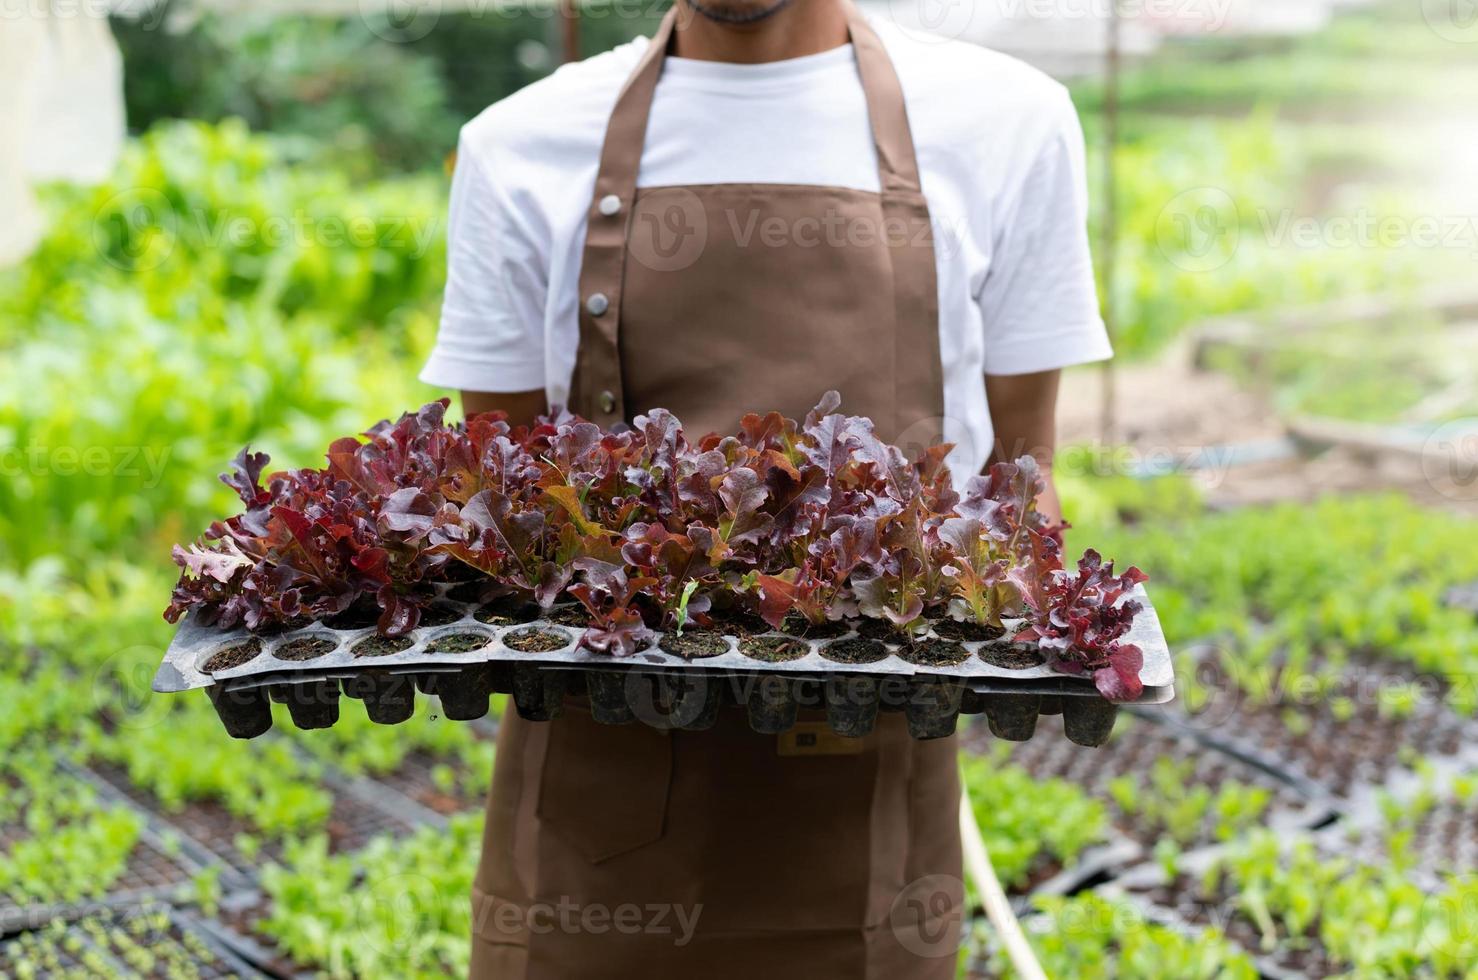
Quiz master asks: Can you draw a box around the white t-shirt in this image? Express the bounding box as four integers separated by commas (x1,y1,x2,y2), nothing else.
421,18,1111,477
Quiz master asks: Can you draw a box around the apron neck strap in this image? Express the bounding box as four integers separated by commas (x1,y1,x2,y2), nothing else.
593,0,923,201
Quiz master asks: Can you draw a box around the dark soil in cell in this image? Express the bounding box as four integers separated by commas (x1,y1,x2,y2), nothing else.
419,603,467,627
933,619,1006,643
353,635,415,658
504,628,571,653
274,637,336,661
1173,648,1477,797
474,598,539,626
543,604,589,627
201,638,263,673
710,610,772,638
821,637,890,665
662,630,729,659
251,617,312,636
780,614,849,639
324,601,381,630
426,631,493,654
739,635,810,663
978,644,1046,670
900,640,970,667
856,617,903,641
446,579,500,604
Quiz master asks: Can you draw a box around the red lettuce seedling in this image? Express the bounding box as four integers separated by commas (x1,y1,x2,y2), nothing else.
1012,545,1149,702
165,395,1152,697
567,559,659,658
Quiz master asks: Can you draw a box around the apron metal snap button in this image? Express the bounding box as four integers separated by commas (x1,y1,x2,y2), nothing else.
598,194,622,217
586,293,610,316
599,391,617,414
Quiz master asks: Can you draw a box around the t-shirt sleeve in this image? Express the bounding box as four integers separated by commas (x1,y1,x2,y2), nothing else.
977,86,1112,376
419,134,547,393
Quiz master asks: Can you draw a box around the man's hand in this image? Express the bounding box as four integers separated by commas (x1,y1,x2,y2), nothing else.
461,390,548,429
984,370,1063,528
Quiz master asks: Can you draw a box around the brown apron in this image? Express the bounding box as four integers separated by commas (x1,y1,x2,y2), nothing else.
471,4,963,977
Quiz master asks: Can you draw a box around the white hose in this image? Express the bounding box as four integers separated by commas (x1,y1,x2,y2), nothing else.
958,779,1049,980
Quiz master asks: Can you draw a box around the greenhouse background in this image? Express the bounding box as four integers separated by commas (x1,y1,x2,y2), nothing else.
3,0,1478,975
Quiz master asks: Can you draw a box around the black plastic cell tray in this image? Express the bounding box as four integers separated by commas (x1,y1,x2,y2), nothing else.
155,585,1173,745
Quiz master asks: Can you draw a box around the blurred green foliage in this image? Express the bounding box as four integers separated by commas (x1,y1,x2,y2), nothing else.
113,1,662,174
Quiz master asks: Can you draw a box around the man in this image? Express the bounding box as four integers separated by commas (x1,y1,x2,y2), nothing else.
421,1,1110,976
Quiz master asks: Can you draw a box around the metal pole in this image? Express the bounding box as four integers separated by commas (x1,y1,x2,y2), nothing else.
1099,0,1121,445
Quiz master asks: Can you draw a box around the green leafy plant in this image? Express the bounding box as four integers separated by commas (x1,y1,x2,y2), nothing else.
257,814,483,978
962,745,1110,889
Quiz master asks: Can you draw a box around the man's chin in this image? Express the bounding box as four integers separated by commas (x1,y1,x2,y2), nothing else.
685,0,798,25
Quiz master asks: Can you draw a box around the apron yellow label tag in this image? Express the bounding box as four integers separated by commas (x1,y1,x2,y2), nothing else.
777,722,865,757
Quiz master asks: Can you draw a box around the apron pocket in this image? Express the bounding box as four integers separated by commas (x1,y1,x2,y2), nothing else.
536,711,672,863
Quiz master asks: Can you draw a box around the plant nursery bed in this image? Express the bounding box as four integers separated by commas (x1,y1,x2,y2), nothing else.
962,712,1335,857
365,747,489,817
0,779,202,933
0,904,264,979
0,831,197,935
207,899,314,980
1321,785,1478,886
83,760,415,878
1127,873,1339,978
1165,648,1477,798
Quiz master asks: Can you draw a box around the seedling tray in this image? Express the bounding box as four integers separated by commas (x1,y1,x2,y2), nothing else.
0,903,266,980
962,710,1337,861
84,758,417,879
155,585,1173,746
1164,646,1478,798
